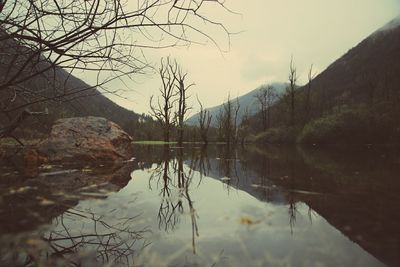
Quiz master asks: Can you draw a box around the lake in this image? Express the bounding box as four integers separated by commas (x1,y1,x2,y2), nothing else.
0,144,399,267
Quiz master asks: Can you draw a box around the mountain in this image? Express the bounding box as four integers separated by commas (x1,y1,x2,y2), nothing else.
306,15,400,108
0,32,139,136
252,16,400,144
186,82,286,127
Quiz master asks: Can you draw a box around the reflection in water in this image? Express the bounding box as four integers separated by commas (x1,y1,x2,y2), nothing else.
149,146,199,254
218,145,400,267
44,207,147,266
1,197,148,267
1,144,399,266
0,159,145,266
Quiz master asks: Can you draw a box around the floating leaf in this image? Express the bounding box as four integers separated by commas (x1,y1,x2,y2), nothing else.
240,216,261,225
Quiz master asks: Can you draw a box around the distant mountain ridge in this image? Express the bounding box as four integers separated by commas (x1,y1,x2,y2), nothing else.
186,82,287,127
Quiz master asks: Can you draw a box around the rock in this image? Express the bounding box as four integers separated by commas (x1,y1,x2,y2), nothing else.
38,117,133,164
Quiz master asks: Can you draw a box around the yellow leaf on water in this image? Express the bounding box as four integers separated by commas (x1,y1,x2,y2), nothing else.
240,216,261,225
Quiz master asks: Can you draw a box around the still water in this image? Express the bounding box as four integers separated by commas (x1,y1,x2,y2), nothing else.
0,144,399,267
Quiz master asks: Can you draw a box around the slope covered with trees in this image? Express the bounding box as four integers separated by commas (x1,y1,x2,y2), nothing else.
249,17,400,145
0,55,140,137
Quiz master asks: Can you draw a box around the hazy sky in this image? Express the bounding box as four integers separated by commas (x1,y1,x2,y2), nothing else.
103,0,400,115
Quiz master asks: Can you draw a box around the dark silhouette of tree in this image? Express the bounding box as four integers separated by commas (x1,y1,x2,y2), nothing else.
197,96,212,145
216,94,240,146
286,56,298,127
238,107,250,146
175,67,194,147
255,84,276,131
150,57,179,142
150,58,193,143
304,64,316,122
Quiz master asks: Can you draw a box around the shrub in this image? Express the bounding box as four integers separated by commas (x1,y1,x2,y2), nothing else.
297,107,397,144
254,127,298,144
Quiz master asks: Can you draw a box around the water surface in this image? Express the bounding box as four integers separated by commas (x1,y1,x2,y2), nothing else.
1,144,399,267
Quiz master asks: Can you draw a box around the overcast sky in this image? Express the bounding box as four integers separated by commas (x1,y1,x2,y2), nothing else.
102,0,400,115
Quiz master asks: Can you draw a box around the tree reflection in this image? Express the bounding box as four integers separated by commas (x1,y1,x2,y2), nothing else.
1,202,149,267
216,145,240,190
190,144,211,179
149,146,181,231
149,146,200,254
178,148,200,254
45,208,148,266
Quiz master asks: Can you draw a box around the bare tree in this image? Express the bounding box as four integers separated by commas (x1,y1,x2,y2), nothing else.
150,58,193,143
217,94,240,146
238,107,250,146
197,96,212,145
232,97,240,144
150,57,179,142
286,56,298,126
304,64,316,121
255,84,276,131
175,67,194,147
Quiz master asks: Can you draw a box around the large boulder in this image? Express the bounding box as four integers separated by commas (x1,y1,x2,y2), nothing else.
38,117,133,164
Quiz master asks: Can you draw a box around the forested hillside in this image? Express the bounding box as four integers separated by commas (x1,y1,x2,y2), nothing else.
0,30,139,136
249,17,400,144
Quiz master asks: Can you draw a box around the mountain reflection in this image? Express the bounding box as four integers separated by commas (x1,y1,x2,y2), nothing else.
188,145,400,267
137,144,400,266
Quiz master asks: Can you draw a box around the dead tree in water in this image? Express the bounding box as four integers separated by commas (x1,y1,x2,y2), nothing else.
197,96,212,145
255,84,276,131
150,58,179,143
217,95,240,146
175,68,194,147
285,56,298,127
